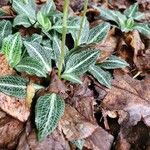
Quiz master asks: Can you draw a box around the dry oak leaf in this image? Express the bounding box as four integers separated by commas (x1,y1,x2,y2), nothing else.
102,74,150,126
0,116,24,149
17,129,70,150
60,105,98,141
0,92,30,122
85,127,114,150
0,54,15,76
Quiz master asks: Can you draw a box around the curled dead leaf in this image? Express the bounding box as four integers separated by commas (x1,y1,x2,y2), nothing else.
60,105,98,141
102,74,150,126
0,93,30,122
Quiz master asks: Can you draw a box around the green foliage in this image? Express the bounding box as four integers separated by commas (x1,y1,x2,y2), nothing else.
0,75,28,98
98,55,129,69
2,32,22,67
0,0,130,142
94,3,150,37
24,41,52,73
15,57,47,77
72,139,85,150
62,49,100,83
89,65,112,88
12,0,36,24
0,20,12,48
35,93,65,141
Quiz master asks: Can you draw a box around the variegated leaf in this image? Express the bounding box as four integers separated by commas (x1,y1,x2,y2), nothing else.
40,0,56,16
0,20,12,39
134,23,150,37
52,34,68,65
71,17,89,46
15,57,47,77
63,49,99,76
26,33,43,43
0,75,28,98
94,6,119,24
37,11,51,32
124,2,138,18
24,41,52,72
98,55,129,69
53,16,80,34
35,93,65,141
12,0,36,24
2,32,22,67
61,73,82,84
0,20,12,48
87,22,110,44
13,14,32,28
72,139,85,150
89,65,112,88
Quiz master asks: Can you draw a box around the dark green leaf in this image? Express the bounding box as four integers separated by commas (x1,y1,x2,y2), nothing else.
35,93,65,141
2,32,22,67
15,57,47,77
89,65,112,88
0,75,28,98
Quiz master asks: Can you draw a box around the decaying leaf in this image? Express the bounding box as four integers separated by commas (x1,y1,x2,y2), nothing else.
102,74,150,126
0,92,30,122
17,128,70,150
0,116,24,149
0,54,15,76
60,105,98,141
85,127,114,150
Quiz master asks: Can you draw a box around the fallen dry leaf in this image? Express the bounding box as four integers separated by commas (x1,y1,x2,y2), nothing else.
0,92,30,122
0,54,15,76
125,30,145,66
60,105,98,141
85,127,114,150
102,74,150,126
17,128,70,150
48,70,68,99
0,116,24,149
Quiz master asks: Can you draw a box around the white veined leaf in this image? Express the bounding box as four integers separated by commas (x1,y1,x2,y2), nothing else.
133,12,144,21
124,2,139,18
72,139,85,150
93,6,119,24
52,34,68,65
99,55,129,69
0,20,12,38
133,23,150,38
13,14,32,28
2,32,22,67
114,11,127,30
70,17,90,46
0,20,12,48
87,22,110,44
37,11,51,32
89,65,112,88
15,57,47,77
53,16,80,34
24,41,52,72
61,73,82,84
25,33,43,43
63,49,100,75
35,93,65,141
12,0,36,24
40,0,56,16
0,75,28,98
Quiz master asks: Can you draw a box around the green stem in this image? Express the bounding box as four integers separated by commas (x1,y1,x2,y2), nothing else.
58,0,70,77
75,0,88,48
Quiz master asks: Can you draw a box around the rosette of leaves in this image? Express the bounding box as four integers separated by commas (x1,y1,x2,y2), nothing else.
0,0,129,142
94,3,150,37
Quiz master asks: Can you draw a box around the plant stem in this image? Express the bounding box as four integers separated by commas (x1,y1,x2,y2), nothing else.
58,0,69,77
75,0,88,47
